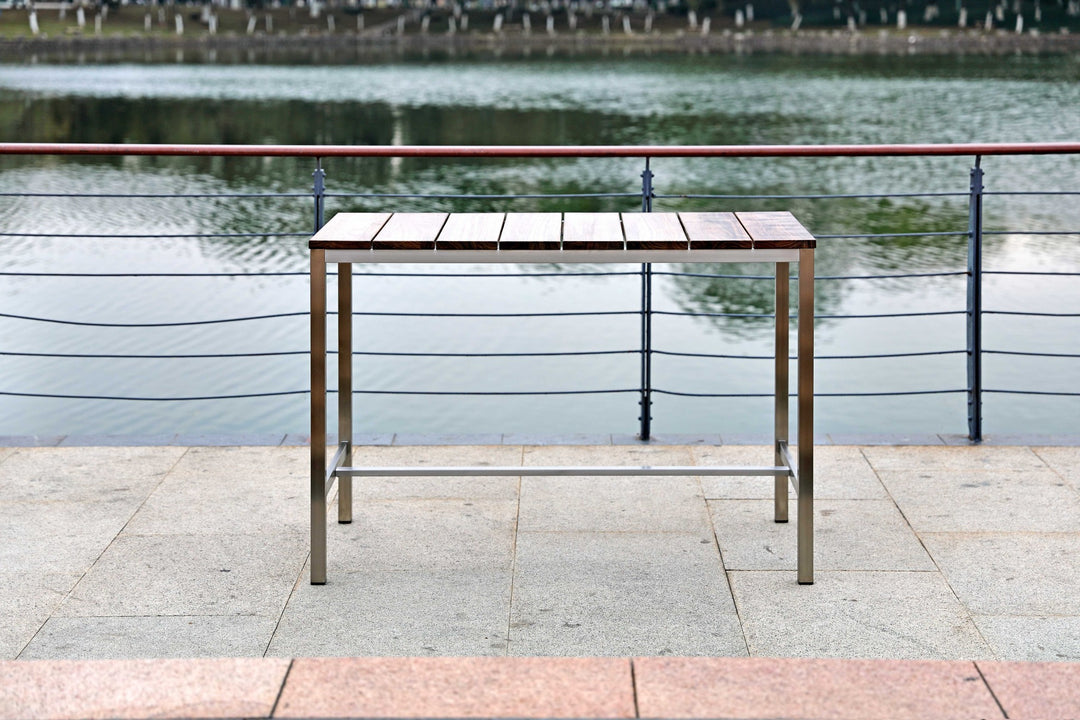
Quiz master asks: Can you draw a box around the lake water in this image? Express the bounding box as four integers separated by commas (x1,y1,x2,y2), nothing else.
2,52,1080,437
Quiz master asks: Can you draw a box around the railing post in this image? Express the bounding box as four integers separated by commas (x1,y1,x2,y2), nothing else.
639,158,654,440
967,156,984,443
312,158,326,233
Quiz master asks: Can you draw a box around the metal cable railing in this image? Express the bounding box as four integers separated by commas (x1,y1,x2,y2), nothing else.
2,142,1080,441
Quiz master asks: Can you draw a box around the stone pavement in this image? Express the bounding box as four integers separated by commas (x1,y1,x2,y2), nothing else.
0,440,1075,664
4,655,1080,719
3,441,1080,718
2,441,1079,662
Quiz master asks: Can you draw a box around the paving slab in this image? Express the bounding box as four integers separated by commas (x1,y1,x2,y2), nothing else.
522,444,695,468
349,445,522,501
267,567,511,657
877,469,1080,532
692,445,886,499
0,447,14,464
326,498,516,571
861,445,1047,472
1,501,140,574
0,657,289,720
56,532,308,617
0,446,184,503
19,614,280,660
634,656,1002,720
0,572,81,660
274,657,635,718
977,660,1080,720
710,499,935,571
502,433,611,445
123,446,307,536
973,616,1080,662
830,433,946,446
508,532,743,657
729,571,992,659
920,532,1080,616
518,476,710,533
1031,446,1080,490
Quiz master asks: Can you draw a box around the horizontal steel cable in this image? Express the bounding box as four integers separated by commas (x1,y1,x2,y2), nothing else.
0,270,639,278
0,388,637,401
654,271,966,281
815,231,968,239
0,192,308,198
654,191,968,200
0,310,638,326
0,349,638,359
653,349,966,360
983,310,1080,317
984,350,1080,358
984,270,1080,277
654,388,966,398
653,310,965,319
327,192,640,199
985,389,1080,396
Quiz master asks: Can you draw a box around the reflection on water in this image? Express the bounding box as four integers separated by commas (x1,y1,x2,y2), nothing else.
1,53,1079,435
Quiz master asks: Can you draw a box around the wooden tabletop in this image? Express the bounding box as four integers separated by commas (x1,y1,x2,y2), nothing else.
310,212,814,252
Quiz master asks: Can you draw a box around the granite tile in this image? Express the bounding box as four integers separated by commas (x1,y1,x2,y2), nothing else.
693,445,886,500
977,660,1080,720
518,476,710,533
267,568,511,657
522,444,694,468
1,501,139,574
502,433,612,446
832,433,946,446
729,571,992,659
56,533,308,617
877,469,1080,532
0,573,80,660
710,499,934,571
123,446,308,536
862,446,1047,472
634,656,1002,720
921,533,1080,615
275,657,635,718
0,657,289,720
19,615,279,660
508,532,743,657
0,446,184,503
973,616,1080,662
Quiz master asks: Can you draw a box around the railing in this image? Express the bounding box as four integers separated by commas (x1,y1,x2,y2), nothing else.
2,142,1080,442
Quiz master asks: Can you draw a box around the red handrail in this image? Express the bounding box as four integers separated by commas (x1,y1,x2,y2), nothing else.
2,142,1080,158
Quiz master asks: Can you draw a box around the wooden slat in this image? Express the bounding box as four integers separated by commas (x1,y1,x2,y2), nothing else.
679,212,752,250
436,213,504,250
621,213,688,250
562,213,624,250
736,211,816,249
499,213,562,250
309,212,391,250
372,213,448,250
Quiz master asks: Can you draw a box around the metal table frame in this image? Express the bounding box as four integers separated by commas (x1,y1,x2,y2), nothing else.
310,245,814,586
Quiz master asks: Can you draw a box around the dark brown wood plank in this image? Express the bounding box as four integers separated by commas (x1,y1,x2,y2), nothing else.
309,212,392,249
372,213,448,250
562,213,624,250
436,213,504,251
499,213,562,250
621,213,688,250
736,211,816,249
679,212,752,250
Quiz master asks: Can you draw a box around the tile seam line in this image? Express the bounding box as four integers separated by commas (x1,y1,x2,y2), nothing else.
269,657,295,718
974,660,1010,719
504,446,525,656
15,445,192,659
1029,446,1080,501
702,486,750,656
630,657,640,719
857,446,998,658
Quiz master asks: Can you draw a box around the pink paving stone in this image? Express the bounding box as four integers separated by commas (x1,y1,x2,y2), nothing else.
977,661,1080,719
0,658,290,720
274,657,635,718
633,657,1005,720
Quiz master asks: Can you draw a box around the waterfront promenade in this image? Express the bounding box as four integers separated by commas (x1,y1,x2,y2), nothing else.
2,436,1079,717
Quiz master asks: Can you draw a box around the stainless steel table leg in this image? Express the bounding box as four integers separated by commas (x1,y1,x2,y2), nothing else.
338,262,353,524
798,248,815,585
775,261,790,524
310,249,327,585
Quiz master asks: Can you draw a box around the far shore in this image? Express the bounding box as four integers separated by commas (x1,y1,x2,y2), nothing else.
3,25,1080,61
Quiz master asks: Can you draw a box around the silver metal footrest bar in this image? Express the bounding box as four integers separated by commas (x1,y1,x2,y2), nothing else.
332,465,793,478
